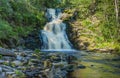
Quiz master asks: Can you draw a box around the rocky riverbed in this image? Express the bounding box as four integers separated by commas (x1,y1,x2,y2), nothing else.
0,48,120,78
0,47,79,78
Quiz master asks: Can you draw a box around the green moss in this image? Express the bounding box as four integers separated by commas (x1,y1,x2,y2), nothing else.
15,70,26,78
0,55,2,59
3,61,9,66
34,49,41,53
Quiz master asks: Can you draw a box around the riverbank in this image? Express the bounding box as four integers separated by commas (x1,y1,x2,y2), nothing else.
0,47,70,78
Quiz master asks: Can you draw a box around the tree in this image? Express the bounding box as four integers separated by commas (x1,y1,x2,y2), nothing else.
114,0,119,27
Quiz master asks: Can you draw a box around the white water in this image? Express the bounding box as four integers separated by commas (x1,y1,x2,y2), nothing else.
40,8,73,51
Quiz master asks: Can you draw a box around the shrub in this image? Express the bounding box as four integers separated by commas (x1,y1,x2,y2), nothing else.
0,19,15,39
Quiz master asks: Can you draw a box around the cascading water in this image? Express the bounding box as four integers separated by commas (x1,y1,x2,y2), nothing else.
40,8,74,51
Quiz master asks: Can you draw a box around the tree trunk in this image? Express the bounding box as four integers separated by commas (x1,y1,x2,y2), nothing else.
114,0,119,27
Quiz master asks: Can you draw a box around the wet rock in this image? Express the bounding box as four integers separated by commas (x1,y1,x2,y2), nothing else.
67,55,78,62
16,55,23,61
66,65,75,72
17,66,26,70
0,67,2,73
43,60,52,68
68,61,78,66
0,72,6,78
53,68,67,78
53,62,68,68
24,71,34,77
12,60,23,66
111,57,120,61
0,48,16,57
0,49,81,78
50,55,60,61
57,70,67,78
6,72,15,75
2,66,15,72
11,74,17,78
60,70,68,77
30,59,40,63
22,59,28,65
114,65,120,68
2,56,15,61
31,54,38,59
24,68,43,78
0,60,4,64
91,65,94,67
44,68,50,72
20,52,27,57
77,64,86,69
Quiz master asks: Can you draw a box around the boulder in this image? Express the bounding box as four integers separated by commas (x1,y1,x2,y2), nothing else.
12,60,23,66
0,48,16,57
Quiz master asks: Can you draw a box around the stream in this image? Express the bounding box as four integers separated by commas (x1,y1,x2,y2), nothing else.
67,51,120,78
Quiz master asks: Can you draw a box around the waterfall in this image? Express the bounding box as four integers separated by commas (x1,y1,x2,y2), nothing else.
40,8,73,51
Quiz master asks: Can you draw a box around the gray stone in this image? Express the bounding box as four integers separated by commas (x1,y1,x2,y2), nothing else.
0,72,7,78
0,60,4,64
17,66,26,70
2,68,13,72
20,52,27,57
12,60,23,66
0,67,2,73
6,72,15,75
16,55,23,61
52,62,68,68
1,65,15,72
77,64,86,69
0,48,16,57
10,74,17,78
30,59,39,63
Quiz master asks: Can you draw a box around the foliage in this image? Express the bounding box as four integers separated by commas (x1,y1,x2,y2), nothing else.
0,0,46,47
0,55,2,59
15,70,26,78
0,19,15,39
34,49,41,53
14,26,33,37
64,0,120,53
0,0,119,53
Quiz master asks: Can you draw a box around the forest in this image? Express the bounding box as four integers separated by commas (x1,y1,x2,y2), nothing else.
0,0,120,53
0,0,120,78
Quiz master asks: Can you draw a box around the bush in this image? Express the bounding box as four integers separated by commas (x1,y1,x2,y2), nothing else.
0,19,15,39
